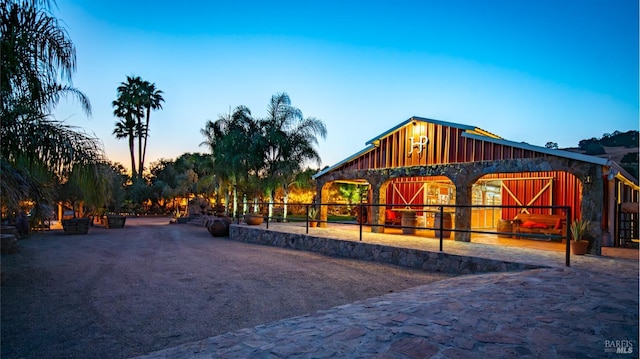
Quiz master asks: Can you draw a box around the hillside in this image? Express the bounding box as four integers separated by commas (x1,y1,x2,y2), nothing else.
562,130,639,180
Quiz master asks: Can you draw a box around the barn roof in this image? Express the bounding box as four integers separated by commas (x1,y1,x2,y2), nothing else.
315,117,638,189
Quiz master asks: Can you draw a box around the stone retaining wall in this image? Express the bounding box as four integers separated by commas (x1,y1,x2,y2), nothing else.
229,225,543,274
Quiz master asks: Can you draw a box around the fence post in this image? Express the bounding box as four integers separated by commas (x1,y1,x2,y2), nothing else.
358,202,364,242
305,204,309,234
439,206,444,252
565,206,571,267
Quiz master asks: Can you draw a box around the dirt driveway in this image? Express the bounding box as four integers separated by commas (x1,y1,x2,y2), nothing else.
1,217,454,359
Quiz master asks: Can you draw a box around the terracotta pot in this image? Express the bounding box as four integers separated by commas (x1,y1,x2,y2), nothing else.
208,219,229,237
571,240,588,255
244,214,263,225
309,220,318,228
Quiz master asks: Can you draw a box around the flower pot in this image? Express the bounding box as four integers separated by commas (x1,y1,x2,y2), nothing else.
571,241,588,255
105,215,126,229
309,220,318,228
61,218,91,235
208,218,229,237
244,214,263,225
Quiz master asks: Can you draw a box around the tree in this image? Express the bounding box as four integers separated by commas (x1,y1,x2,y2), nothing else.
201,106,262,216
258,92,327,218
200,94,326,217
545,142,558,149
1,0,91,117
1,0,105,218
584,142,606,155
112,76,163,179
105,162,128,214
112,100,140,178
140,81,164,175
113,76,144,177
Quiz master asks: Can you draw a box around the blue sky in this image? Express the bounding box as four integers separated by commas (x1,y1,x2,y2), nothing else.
53,0,639,171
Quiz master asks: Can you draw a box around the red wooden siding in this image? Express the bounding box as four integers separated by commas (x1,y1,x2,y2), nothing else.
385,176,452,209
482,171,582,221
383,171,581,223
334,122,545,172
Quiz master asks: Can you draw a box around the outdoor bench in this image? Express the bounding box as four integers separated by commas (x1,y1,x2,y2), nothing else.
512,213,566,241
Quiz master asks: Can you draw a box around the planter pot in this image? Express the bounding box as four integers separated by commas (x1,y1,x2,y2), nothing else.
244,214,263,225
208,218,229,237
309,220,318,228
571,241,589,255
105,215,126,229
61,218,91,235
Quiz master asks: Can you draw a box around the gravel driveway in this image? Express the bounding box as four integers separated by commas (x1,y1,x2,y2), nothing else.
1,217,454,358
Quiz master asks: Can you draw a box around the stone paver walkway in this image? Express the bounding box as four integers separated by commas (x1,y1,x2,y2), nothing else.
135,223,639,358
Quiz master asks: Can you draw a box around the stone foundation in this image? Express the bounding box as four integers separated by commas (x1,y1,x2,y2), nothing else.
229,225,542,274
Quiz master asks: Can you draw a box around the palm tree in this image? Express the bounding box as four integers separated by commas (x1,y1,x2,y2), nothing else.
258,92,327,217
200,106,262,217
112,76,163,178
112,115,138,178
1,0,91,117
1,0,105,216
140,81,164,175
113,76,144,175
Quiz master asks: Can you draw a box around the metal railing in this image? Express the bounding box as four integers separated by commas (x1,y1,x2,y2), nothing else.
235,201,573,266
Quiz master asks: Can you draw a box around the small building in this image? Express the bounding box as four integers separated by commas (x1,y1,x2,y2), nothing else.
314,117,639,254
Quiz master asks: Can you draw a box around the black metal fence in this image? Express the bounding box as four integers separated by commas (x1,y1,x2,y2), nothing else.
235,202,574,266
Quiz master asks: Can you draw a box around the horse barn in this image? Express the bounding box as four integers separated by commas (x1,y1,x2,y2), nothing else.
313,117,639,254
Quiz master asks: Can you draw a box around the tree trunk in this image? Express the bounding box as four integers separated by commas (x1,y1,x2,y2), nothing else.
128,134,137,178
232,186,238,218
137,109,143,178
283,189,289,222
141,106,151,179
268,189,275,219
224,184,230,217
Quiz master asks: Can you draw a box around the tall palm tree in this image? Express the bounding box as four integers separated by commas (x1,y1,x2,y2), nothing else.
113,76,144,175
1,0,105,214
112,76,163,178
140,81,164,175
112,92,143,178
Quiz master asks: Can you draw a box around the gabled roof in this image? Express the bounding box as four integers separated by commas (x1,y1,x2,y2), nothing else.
364,116,500,145
314,116,498,178
315,116,639,188
314,145,376,179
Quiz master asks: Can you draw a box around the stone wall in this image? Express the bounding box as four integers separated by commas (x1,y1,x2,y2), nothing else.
229,225,542,274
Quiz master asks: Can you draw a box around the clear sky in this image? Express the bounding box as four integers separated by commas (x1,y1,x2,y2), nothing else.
52,0,639,171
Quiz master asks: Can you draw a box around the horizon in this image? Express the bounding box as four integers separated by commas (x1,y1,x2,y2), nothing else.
52,0,639,173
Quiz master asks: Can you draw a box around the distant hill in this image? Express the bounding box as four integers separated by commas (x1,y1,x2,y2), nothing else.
563,130,639,181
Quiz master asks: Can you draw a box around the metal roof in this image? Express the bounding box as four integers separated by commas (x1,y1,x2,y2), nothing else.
364,116,499,145
315,117,638,188
460,132,611,166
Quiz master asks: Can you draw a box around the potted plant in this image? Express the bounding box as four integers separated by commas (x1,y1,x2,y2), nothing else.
104,213,126,228
308,206,319,227
174,211,190,224
61,217,91,234
570,218,589,255
244,212,264,225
